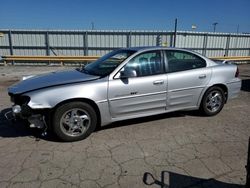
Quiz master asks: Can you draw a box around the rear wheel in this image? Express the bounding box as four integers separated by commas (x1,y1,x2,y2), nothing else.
53,102,97,142
200,86,225,116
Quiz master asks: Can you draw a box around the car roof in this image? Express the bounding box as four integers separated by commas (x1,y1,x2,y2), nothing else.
124,46,194,53
125,46,166,51
123,46,214,65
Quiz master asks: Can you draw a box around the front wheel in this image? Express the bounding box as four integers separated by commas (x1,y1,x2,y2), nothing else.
200,86,225,116
53,102,97,142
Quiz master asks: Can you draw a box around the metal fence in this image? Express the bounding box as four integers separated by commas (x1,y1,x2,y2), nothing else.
0,29,250,57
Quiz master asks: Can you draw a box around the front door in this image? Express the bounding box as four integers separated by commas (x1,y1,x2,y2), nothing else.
108,50,167,119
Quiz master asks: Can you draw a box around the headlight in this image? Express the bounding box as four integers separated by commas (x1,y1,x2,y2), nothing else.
12,105,21,114
10,95,30,105
10,96,15,103
19,96,31,105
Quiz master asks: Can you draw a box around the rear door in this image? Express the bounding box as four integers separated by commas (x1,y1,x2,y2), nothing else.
165,50,212,110
108,50,167,119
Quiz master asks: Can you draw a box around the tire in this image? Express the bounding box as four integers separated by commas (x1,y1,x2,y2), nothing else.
200,86,225,116
53,101,97,142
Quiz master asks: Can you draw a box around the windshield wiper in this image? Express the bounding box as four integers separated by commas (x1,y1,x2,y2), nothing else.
79,67,101,76
78,67,91,74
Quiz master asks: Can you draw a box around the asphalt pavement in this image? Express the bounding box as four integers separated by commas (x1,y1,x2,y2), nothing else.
0,64,249,188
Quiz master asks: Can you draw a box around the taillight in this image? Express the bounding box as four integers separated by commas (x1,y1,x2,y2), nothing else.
235,67,239,77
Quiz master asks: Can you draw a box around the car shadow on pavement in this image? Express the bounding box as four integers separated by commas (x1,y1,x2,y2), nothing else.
1,107,200,141
143,171,244,188
241,79,250,92
97,110,201,132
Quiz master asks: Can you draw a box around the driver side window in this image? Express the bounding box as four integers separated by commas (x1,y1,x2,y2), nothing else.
123,51,163,77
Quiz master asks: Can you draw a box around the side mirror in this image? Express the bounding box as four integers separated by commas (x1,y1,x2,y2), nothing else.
120,67,137,79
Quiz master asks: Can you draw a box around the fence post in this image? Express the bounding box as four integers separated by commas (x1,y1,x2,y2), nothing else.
173,18,178,47
202,34,208,56
156,35,162,46
170,32,174,47
233,36,239,56
45,31,50,56
8,30,14,65
225,34,231,56
8,30,13,56
127,32,131,48
84,31,88,56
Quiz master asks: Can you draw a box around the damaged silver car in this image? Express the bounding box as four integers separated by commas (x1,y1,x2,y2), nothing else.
7,47,242,141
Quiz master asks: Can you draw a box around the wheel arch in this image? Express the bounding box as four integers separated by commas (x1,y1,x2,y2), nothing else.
199,83,228,108
209,83,228,103
198,83,228,116
51,98,101,126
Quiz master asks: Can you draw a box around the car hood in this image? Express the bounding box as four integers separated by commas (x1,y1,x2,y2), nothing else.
8,69,100,94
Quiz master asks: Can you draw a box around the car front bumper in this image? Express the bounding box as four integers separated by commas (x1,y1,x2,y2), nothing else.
5,104,46,129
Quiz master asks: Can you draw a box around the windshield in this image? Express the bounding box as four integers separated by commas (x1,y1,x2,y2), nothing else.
81,49,136,76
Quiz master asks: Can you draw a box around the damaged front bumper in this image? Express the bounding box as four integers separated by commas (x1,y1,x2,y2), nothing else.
5,104,47,130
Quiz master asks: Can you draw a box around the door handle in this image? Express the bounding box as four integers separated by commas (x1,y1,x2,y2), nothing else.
198,74,206,79
153,80,164,85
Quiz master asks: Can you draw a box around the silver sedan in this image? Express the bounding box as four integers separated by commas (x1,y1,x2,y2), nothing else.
8,47,241,141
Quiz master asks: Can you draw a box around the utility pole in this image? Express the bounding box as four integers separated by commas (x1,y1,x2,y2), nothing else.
91,22,95,30
173,18,178,47
213,22,218,32
236,24,240,33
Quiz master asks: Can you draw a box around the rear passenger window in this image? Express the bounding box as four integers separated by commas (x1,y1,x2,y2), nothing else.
166,51,206,73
